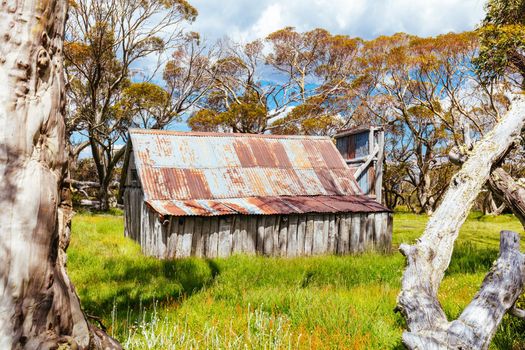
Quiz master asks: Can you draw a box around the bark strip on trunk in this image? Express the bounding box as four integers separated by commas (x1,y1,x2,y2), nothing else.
489,167,525,227
0,0,120,348
396,95,525,349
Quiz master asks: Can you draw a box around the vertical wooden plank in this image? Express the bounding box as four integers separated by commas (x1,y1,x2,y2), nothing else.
145,209,152,256
238,215,248,253
385,213,393,253
278,216,288,257
192,218,203,257
366,213,375,251
359,214,367,253
174,217,185,258
231,216,242,254
137,191,144,242
347,214,354,254
179,217,194,258
323,215,330,253
375,130,385,204
286,215,298,257
166,218,176,258
312,214,325,255
263,216,274,255
373,213,383,252
350,213,360,253
154,216,168,258
200,217,210,257
140,200,147,250
139,201,145,252
273,215,280,253
207,216,219,258
304,215,314,256
338,214,349,255
256,216,265,254
245,216,257,254
123,190,130,238
296,216,306,256
328,214,337,253
147,209,155,256
218,216,232,258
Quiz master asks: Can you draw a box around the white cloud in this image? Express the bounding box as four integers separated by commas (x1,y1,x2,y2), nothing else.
188,0,486,42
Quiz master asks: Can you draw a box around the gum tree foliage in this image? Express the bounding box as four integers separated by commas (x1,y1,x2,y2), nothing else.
189,28,363,135
359,32,508,213
476,0,525,86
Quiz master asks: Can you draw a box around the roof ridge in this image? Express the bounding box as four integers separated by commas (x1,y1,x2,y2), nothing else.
128,128,330,140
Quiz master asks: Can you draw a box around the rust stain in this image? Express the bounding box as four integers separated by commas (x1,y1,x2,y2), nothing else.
156,135,173,156
313,168,340,196
302,140,327,169
268,141,293,168
233,140,257,167
249,138,278,167
181,169,212,199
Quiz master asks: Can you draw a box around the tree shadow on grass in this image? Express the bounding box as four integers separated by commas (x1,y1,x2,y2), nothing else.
78,257,222,324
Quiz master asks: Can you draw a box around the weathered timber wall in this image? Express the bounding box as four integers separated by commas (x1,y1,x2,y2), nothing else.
124,189,392,258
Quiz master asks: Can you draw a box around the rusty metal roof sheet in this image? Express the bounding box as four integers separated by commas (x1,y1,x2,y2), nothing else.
146,195,388,217
129,129,390,216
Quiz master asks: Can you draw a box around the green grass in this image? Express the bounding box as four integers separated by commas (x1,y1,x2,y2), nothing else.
68,211,524,349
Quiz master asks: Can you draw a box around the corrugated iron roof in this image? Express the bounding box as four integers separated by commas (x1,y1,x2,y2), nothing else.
129,129,390,216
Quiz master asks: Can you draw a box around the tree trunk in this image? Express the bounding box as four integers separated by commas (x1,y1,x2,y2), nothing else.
0,1,121,348
98,185,110,211
396,95,525,349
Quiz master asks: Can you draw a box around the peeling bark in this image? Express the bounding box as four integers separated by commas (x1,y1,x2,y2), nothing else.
489,167,525,227
396,95,525,349
0,0,121,348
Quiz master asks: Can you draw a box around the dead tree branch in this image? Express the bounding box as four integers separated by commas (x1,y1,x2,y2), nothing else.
396,94,525,349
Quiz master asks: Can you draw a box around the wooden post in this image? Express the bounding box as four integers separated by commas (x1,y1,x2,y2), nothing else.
375,129,385,204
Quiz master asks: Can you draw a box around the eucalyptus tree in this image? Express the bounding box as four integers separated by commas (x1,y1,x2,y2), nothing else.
0,0,120,348
396,1,525,347
360,32,505,214
188,28,363,135
65,0,202,210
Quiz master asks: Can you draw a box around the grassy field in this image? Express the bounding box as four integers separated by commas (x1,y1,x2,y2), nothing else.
68,211,525,349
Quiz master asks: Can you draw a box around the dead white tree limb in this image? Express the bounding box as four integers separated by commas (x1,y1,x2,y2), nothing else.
396,94,525,349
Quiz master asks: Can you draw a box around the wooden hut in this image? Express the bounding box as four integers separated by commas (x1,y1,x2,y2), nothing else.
120,129,392,259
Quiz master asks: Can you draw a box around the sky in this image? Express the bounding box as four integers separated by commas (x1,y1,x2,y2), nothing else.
187,0,486,43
